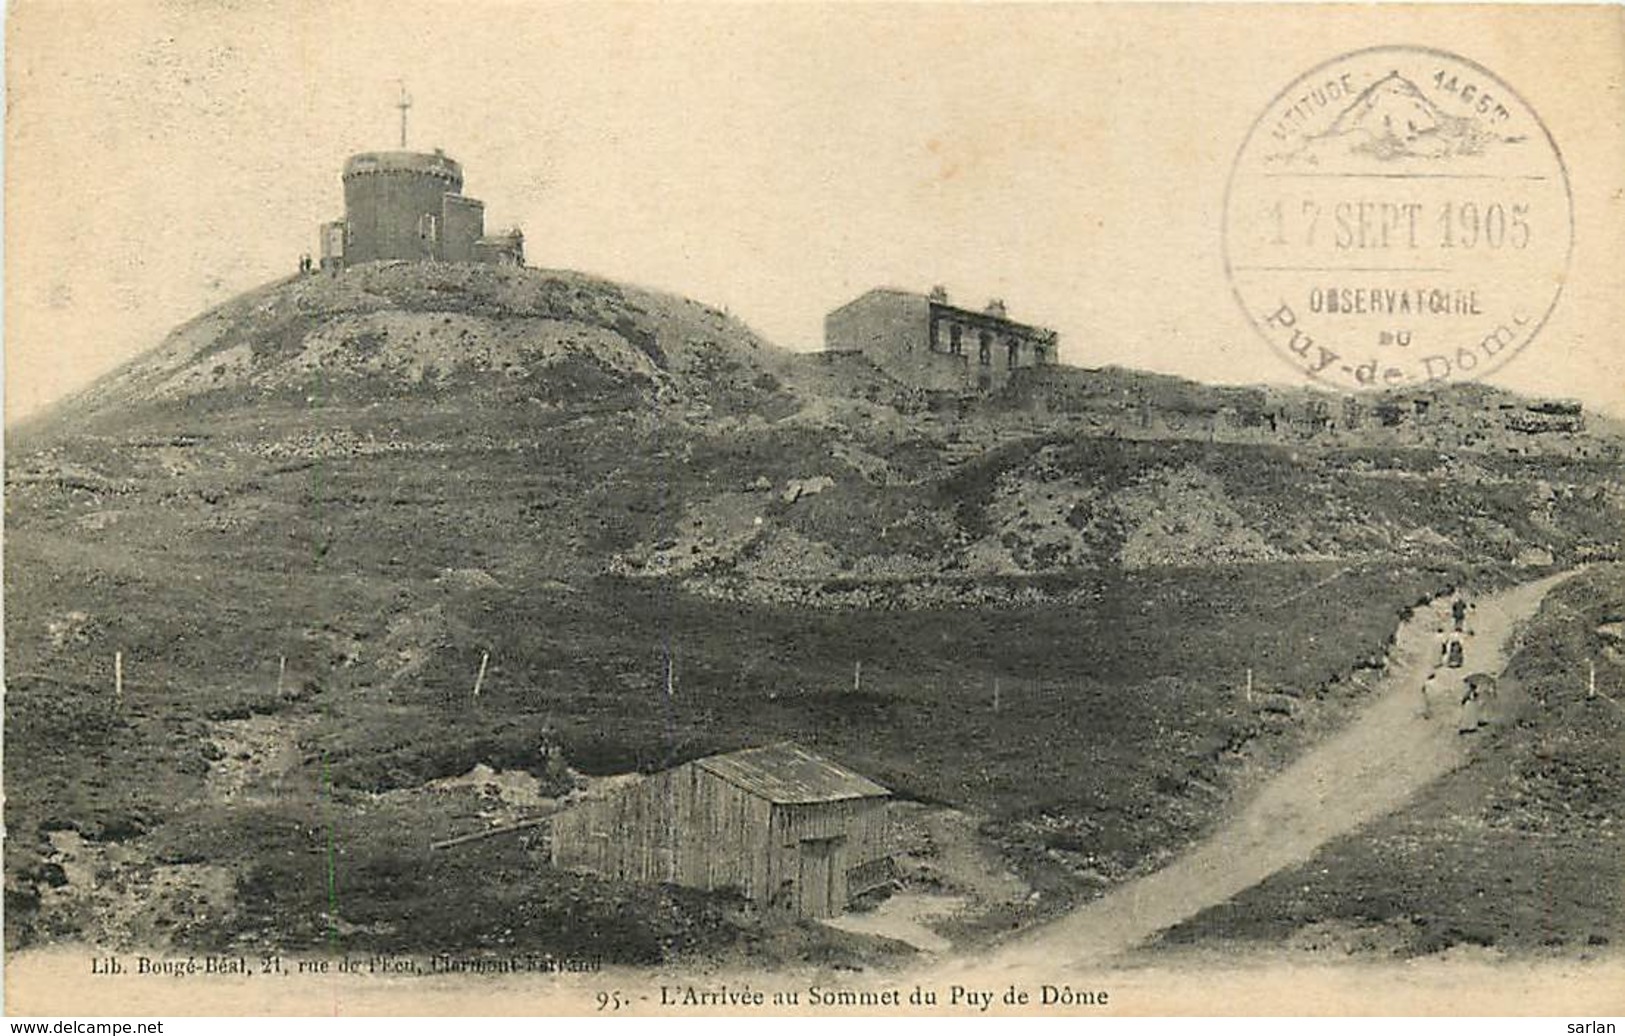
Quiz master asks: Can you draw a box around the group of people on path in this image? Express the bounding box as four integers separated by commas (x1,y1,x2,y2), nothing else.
1419,593,1493,733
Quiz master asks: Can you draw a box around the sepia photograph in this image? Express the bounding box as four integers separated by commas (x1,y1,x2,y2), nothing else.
4,0,1623,1021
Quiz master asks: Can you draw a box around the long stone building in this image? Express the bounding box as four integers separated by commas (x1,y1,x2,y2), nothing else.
825,286,1059,393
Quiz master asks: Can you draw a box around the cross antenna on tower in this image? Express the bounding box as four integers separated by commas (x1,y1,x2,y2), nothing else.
395,80,412,149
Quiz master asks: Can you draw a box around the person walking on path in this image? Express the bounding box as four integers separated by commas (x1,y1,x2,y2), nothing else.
1465,673,1498,726
1458,681,1483,734
1444,628,1466,669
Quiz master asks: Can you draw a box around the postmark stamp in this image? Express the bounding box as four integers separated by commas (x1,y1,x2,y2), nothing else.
1223,46,1573,391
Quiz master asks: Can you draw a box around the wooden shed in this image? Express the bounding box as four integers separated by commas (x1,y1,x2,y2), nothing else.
549,742,891,918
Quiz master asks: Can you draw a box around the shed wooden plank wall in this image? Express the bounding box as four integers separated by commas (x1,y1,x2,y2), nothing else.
551,764,775,898
551,764,889,916
778,799,888,867
678,763,775,897
550,769,679,884
766,799,890,913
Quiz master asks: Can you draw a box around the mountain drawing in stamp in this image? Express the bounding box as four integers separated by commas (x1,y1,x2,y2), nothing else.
1279,69,1527,165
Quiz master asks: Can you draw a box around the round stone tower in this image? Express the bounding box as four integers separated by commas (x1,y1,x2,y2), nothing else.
341,150,464,264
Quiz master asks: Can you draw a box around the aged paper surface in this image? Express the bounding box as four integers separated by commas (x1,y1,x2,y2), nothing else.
5,0,1624,1019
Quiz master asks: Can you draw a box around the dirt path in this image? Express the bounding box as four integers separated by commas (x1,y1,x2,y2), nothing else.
964,569,1580,976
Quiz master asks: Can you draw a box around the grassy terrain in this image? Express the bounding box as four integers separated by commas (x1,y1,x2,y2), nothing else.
7,263,1623,962
1155,564,1625,956
0,474,1474,957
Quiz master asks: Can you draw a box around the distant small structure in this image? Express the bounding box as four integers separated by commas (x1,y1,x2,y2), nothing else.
825,287,1058,393
471,226,526,267
1504,399,1584,434
319,89,522,271
550,742,891,919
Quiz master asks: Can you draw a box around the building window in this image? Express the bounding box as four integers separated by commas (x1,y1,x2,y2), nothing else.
418,213,439,242
1033,345,1047,365
1007,339,1020,368
949,324,963,356
978,332,991,366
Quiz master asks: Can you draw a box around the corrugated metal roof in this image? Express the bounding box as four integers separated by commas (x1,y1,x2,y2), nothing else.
695,742,889,804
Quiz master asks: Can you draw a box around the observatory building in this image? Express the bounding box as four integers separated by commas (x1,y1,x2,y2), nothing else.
825,286,1058,393
318,94,523,270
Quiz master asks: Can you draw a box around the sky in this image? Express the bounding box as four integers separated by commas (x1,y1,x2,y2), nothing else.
6,2,1624,421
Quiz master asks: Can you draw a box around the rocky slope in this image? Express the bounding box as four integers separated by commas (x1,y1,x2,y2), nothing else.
13,262,1623,599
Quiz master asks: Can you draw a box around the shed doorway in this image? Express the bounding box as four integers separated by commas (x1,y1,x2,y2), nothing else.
796,836,848,918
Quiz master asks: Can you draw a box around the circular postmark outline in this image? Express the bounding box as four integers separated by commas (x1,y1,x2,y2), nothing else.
1222,44,1575,391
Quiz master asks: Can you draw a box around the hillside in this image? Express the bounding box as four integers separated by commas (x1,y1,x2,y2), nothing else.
1155,564,1625,957
39,263,795,423
6,261,1624,962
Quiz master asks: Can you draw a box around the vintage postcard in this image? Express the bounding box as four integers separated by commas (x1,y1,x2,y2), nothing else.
5,0,1623,1020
